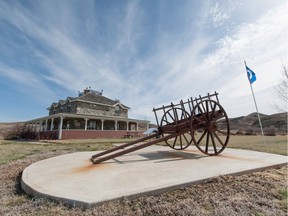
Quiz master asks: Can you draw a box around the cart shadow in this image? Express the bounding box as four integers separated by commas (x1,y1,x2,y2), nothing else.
110,150,207,164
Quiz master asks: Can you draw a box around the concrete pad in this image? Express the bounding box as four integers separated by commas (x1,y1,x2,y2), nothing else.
21,146,287,208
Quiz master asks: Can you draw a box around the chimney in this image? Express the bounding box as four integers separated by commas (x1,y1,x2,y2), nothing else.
84,87,90,95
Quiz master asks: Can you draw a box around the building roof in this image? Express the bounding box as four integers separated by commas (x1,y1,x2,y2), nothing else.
48,89,130,110
26,112,149,124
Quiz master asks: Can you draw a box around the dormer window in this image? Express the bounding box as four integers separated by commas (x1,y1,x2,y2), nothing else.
67,105,71,113
115,106,120,116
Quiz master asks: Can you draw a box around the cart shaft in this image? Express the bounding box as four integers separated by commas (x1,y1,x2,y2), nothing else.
91,133,182,164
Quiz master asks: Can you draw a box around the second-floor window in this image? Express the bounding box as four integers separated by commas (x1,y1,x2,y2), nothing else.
115,106,120,116
67,105,71,113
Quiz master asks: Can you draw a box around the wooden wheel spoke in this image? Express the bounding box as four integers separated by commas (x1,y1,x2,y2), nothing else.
198,106,208,122
172,136,177,148
174,110,179,122
210,132,218,153
179,135,183,149
163,119,169,124
216,129,228,136
180,112,186,120
182,133,189,144
200,100,207,114
205,100,210,121
211,102,217,121
197,130,207,145
167,112,175,122
213,131,224,147
214,115,224,121
205,131,210,153
164,115,168,124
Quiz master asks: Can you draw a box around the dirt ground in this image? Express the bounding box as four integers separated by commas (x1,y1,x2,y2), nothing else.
0,150,287,216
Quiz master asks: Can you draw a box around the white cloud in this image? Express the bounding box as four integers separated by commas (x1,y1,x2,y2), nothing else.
209,2,230,26
0,0,287,122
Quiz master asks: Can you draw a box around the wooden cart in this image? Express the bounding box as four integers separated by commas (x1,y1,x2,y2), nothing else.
91,92,230,164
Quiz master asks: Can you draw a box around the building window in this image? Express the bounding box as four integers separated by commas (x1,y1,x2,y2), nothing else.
115,106,120,116
88,121,96,130
67,105,71,113
66,121,70,129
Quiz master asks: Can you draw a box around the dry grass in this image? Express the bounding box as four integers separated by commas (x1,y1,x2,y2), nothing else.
228,135,287,155
0,136,287,215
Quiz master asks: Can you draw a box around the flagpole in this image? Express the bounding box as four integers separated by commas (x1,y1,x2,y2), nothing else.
244,61,266,144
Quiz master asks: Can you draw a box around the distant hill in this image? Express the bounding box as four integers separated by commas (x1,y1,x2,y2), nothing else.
228,112,287,135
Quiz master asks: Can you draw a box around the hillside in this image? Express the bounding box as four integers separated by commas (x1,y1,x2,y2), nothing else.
228,112,287,135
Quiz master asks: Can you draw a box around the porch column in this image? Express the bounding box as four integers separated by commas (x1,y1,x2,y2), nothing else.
126,122,129,131
58,116,63,140
101,119,104,130
136,122,139,131
39,122,42,132
114,121,118,131
34,123,37,132
84,118,88,130
147,123,149,130
45,119,48,131
40,122,43,132
50,118,54,130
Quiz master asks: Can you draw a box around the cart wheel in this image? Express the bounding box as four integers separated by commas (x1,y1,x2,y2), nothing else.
191,100,230,155
160,107,193,150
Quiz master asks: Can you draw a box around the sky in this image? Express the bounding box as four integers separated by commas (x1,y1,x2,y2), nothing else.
0,0,287,123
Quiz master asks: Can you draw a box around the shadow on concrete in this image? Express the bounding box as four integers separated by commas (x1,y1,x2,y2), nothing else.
108,150,207,164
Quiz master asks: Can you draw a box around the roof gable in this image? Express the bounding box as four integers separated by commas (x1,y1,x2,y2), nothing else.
77,93,115,105
76,93,129,109
48,91,130,110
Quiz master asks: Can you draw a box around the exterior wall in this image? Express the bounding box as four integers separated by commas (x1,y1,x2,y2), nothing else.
60,130,145,139
49,101,128,118
138,123,149,131
76,101,128,118
49,101,77,115
39,131,59,140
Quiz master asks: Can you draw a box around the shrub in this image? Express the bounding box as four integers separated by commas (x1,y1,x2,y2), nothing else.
3,124,25,140
264,126,276,136
3,125,37,140
244,129,256,135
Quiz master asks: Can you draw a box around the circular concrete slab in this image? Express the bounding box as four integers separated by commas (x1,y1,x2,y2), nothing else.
21,146,287,208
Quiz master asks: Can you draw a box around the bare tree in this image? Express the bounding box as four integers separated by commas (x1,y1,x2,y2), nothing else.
274,65,288,112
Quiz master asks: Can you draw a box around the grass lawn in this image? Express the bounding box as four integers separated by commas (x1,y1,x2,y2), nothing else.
0,136,287,216
0,138,124,165
228,135,287,155
0,135,286,165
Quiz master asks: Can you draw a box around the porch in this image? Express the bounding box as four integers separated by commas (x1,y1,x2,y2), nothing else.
25,113,149,140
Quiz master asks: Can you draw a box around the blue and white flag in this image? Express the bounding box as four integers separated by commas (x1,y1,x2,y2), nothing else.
246,65,256,84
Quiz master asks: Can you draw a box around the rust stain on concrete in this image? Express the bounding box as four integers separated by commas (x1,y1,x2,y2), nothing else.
219,154,260,162
71,162,109,173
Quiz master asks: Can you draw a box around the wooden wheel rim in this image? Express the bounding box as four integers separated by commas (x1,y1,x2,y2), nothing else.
191,100,230,155
160,107,193,150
